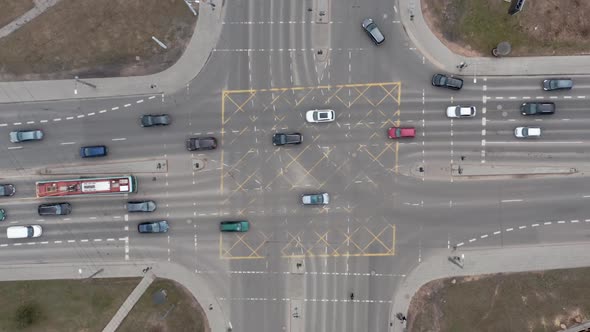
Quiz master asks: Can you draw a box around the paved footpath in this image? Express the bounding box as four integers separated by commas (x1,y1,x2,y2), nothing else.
389,243,590,332
397,0,590,76
0,0,224,104
0,261,229,331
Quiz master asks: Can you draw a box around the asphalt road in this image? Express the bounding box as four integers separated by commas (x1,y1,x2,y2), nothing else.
1,0,590,331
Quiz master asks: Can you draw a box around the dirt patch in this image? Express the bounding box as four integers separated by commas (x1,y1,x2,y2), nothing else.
408,267,590,332
0,0,34,28
0,0,197,81
421,0,590,57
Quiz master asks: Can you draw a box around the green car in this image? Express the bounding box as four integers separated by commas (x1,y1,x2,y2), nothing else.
220,220,249,232
0,209,5,221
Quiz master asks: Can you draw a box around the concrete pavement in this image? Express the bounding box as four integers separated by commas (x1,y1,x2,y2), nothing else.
0,261,229,332
389,243,590,332
0,0,224,104
398,0,590,76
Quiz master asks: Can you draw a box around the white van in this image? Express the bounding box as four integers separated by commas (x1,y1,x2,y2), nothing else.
7,225,42,239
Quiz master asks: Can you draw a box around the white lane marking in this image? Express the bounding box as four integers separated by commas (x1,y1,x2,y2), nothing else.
40,120,48,123
88,112,95,116
0,124,7,127
124,104,131,107
501,199,522,203
60,142,76,145
506,228,514,232
67,240,75,243
53,118,61,122
66,116,74,120
77,115,84,118
99,110,107,113
93,239,102,242
112,107,119,110
112,138,127,141
148,96,156,99
7,146,22,150
13,122,22,125
81,239,89,242
136,99,144,104
124,214,128,221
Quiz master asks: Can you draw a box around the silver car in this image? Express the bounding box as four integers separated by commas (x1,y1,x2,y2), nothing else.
9,129,43,143
361,18,385,45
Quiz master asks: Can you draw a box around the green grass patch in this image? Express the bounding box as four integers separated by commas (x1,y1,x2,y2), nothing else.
0,278,139,332
118,278,207,332
409,267,590,332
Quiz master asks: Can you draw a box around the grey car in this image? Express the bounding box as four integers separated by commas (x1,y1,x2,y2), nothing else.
0,184,15,197
520,102,555,115
9,129,43,143
543,78,573,91
141,114,170,127
127,200,157,212
361,18,385,45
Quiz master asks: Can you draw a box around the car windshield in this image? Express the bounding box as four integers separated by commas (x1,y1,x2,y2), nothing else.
395,128,402,137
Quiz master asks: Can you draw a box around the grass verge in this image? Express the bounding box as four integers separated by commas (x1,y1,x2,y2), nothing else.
0,0,34,28
422,0,590,56
0,278,139,332
118,278,208,332
408,267,590,332
0,0,197,80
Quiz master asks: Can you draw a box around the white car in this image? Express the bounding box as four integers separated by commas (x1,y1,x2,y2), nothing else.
514,127,541,138
306,109,335,123
446,106,476,118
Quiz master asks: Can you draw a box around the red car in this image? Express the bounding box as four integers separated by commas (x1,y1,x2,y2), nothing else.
388,127,416,139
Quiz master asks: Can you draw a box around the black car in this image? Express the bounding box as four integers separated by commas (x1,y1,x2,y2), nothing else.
138,220,169,233
186,137,217,151
432,74,463,90
543,78,573,91
0,184,15,197
127,200,157,212
520,102,555,115
272,133,302,146
80,145,107,158
141,114,170,127
38,203,72,216
361,18,385,45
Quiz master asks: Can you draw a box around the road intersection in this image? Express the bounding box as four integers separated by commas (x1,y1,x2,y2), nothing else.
1,0,590,331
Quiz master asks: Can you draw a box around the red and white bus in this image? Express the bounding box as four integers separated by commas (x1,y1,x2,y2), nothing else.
36,175,137,198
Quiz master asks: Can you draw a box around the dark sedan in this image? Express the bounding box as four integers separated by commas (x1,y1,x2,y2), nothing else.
272,133,302,146
0,184,15,197
520,102,555,115
186,137,217,151
432,74,463,90
141,114,170,127
138,221,169,233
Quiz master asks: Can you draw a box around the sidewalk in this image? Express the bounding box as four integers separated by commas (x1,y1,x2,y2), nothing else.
398,0,590,76
389,243,590,332
102,271,155,332
0,261,229,332
0,0,224,104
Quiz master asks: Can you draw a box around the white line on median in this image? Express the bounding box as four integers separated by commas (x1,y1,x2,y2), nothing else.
112,138,127,141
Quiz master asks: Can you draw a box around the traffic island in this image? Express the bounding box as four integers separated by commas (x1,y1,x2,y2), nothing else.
451,164,577,178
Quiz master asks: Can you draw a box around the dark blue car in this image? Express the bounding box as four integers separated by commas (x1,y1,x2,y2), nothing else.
80,145,107,158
